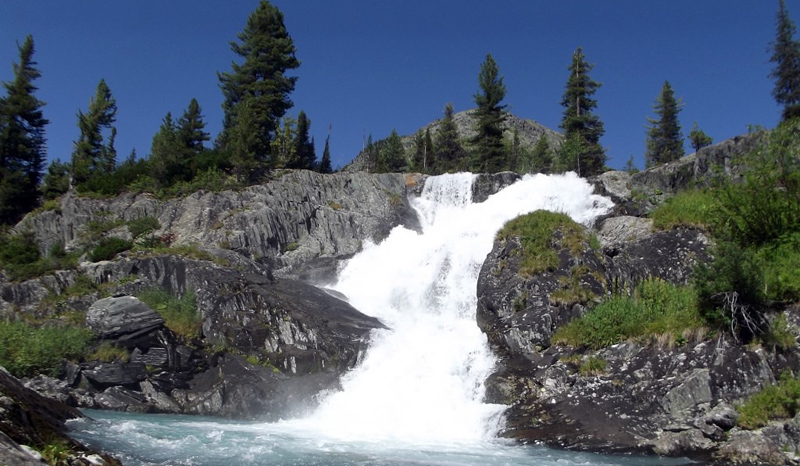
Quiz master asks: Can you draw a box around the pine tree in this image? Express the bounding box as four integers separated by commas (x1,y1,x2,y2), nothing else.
150,112,185,186
688,122,713,153
218,1,300,171
526,136,552,174
0,35,48,224
41,159,70,200
291,110,315,169
559,47,606,176
177,98,210,152
645,81,684,167
771,0,800,120
319,134,333,174
435,103,466,173
379,129,405,173
71,79,117,185
472,53,507,173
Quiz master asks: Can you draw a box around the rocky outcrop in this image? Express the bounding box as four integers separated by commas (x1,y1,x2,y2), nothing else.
0,367,120,465
477,205,800,463
21,253,386,420
15,170,421,279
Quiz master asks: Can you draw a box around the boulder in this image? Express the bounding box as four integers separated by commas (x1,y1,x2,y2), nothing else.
85,296,164,340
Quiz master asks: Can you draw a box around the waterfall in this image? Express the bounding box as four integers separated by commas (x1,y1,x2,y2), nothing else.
300,172,613,443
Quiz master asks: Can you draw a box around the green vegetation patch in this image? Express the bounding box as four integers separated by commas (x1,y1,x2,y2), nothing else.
88,237,132,262
127,216,161,238
137,288,202,341
496,210,586,276
0,231,79,282
87,341,131,363
0,320,93,378
552,278,704,350
737,373,800,430
650,189,719,231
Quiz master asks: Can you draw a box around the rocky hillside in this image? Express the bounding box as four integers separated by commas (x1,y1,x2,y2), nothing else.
343,109,562,172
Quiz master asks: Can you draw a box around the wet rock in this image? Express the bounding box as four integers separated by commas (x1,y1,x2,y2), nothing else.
472,172,521,203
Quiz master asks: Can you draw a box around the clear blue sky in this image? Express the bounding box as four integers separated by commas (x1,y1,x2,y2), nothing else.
0,1,790,171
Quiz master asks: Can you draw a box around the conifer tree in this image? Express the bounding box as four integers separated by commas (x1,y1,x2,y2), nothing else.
379,129,405,173
291,110,315,169
177,98,210,152
688,122,713,153
472,54,507,173
218,1,300,171
0,35,48,223
41,159,70,200
771,0,800,120
319,134,333,174
71,79,117,185
559,47,605,176
150,112,183,186
528,136,552,173
435,103,466,173
645,81,684,167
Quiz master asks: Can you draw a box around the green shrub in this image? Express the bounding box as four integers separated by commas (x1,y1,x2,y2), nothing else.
496,210,586,276
695,241,766,341
83,218,124,240
88,237,132,262
137,289,201,341
758,233,800,302
650,189,719,231
0,230,40,266
0,321,93,378
127,216,161,238
713,120,800,248
552,278,703,349
737,373,800,429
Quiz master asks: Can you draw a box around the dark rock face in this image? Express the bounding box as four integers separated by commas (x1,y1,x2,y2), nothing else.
471,172,521,203
30,254,385,420
0,367,120,465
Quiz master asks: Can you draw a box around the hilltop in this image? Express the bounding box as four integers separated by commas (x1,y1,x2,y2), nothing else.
343,109,562,173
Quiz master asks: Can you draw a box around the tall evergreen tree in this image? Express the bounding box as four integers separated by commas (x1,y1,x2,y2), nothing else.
472,53,507,173
319,134,333,174
150,112,184,186
435,103,466,173
379,129,405,173
177,98,210,152
41,159,70,200
645,81,684,167
218,1,300,171
559,47,606,176
771,0,800,120
291,110,315,169
0,35,48,223
71,79,117,185
528,136,552,174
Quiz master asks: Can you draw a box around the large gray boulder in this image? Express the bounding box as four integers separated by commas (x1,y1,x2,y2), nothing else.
85,296,164,340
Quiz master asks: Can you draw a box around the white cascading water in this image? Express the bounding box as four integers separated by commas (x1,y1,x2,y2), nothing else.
300,172,614,443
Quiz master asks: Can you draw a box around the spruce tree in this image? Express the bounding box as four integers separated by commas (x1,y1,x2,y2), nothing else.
177,98,210,152
559,47,606,176
645,81,684,167
41,159,70,200
319,134,333,174
0,35,48,224
771,0,800,120
150,112,184,186
218,1,300,171
291,110,315,169
688,122,713,153
435,103,466,173
71,79,117,185
527,136,552,174
472,53,507,173
379,129,405,173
